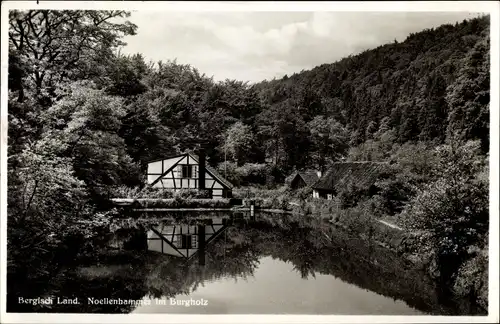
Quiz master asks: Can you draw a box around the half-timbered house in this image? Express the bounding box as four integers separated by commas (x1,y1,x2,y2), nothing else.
146,151,233,199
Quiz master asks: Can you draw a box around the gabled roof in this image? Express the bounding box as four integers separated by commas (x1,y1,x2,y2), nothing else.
147,152,234,189
291,170,320,187
311,162,389,192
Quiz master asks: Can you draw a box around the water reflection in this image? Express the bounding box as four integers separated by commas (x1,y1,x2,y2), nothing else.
121,212,453,315
147,217,231,264
7,211,481,315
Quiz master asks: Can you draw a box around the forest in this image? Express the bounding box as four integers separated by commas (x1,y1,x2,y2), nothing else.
7,11,490,312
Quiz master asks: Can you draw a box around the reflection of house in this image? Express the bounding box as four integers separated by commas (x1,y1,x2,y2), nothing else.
288,170,321,190
147,217,231,260
311,162,388,199
146,150,233,199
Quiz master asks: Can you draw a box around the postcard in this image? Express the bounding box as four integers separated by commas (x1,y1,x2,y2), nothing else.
1,1,498,323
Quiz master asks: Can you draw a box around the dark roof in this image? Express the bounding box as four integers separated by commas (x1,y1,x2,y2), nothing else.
311,162,389,191
291,170,320,187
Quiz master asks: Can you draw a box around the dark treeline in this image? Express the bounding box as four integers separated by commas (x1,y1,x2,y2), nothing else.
7,10,490,313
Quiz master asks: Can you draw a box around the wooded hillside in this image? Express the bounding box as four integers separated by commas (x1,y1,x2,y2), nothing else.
9,14,490,185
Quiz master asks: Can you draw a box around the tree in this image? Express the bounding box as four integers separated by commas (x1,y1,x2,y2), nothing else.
398,101,420,143
119,98,173,164
308,115,349,171
43,82,141,199
402,139,488,285
419,73,448,142
105,53,149,98
7,124,89,291
9,10,137,102
257,100,312,172
446,34,490,153
221,122,257,166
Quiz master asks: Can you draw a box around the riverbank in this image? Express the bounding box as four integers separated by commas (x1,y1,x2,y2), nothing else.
231,186,488,313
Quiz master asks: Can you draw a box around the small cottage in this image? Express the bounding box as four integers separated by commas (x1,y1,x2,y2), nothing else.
146,150,233,199
288,170,321,190
311,162,388,199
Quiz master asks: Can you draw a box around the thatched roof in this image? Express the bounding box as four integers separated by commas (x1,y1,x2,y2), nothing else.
311,162,388,192
291,170,320,187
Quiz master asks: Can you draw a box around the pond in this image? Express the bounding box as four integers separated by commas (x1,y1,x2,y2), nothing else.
7,211,481,315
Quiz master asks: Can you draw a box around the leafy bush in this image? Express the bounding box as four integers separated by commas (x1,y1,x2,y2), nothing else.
452,248,488,305
173,188,211,199
336,200,375,233
401,139,488,286
217,163,283,188
114,187,212,200
216,161,240,186
337,182,370,208
139,198,231,209
374,173,418,216
232,186,290,200
112,185,175,199
291,186,313,200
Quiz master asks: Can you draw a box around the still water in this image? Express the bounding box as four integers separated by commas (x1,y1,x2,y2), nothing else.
133,256,423,315
108,211,461,315
129,213,425,314
7,211,476,315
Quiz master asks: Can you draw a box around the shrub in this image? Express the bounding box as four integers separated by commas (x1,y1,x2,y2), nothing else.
337,182,370,208
141,186,174,199
217,163,284,188
112,185,174,199
401,140,488,286
140,198,231,209
232,186,289,200
173,189,211,199
292,187,313,201
452,249,488,301
216,161,240,186
236,163,270,186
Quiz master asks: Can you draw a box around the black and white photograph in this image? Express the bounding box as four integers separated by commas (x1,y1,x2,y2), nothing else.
1,1,499,323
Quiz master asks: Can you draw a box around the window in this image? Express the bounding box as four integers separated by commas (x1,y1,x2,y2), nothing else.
180,234,192,249
180,234,198,249
182,165,193,178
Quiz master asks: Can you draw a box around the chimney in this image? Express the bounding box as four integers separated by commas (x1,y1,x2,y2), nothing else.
198,149,206,190
317,170,322,178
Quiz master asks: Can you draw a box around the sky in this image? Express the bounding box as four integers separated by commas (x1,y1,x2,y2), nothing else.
121,11,483,83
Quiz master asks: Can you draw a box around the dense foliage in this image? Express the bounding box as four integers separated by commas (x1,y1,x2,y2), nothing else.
7,11,490,311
